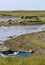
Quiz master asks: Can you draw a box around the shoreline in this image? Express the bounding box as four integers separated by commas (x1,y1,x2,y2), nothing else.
0,21,45,26
4,31,45,55
0,23,45,55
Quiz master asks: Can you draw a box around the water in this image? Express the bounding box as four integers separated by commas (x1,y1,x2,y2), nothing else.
0,17,17,22
0,24,45,43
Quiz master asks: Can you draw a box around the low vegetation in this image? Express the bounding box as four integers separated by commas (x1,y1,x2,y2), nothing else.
0,17,45,26
0,11,45,16
0,55,45,65
0,11,45,26
5,31,45,55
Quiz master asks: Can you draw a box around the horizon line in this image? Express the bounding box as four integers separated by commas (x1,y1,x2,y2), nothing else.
0,10,45,11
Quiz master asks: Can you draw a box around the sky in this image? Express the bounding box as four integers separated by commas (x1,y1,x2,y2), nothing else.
0,0,45,10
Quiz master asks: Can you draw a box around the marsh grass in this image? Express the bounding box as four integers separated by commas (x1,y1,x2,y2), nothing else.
0,11,45,16
5,31,45,53
0,55,45,65
0,11,45,26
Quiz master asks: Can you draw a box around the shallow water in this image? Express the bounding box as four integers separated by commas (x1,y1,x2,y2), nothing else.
0,24,45,43
0,17,17,22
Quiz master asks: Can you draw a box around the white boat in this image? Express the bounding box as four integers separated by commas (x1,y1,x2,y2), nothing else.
0,51,19,57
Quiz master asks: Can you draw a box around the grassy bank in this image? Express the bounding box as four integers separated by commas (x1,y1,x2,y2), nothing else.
0,21,45,26
0,55,45,65
0,17,45,26
5,31,45,55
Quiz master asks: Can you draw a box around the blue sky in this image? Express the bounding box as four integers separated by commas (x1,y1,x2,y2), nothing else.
0,0,45,10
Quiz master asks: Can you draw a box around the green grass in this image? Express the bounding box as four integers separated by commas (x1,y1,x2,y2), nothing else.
16,18,37,22
40,18,45,22
15,17,45,24
0,55,45,65
0,10,45,16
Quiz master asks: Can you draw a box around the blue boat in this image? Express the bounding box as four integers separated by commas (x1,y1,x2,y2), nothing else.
0,50,30,57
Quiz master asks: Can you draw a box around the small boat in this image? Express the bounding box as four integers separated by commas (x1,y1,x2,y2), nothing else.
0,50,19,57
0,50,30,57
0,52,19,57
